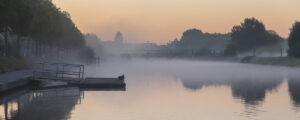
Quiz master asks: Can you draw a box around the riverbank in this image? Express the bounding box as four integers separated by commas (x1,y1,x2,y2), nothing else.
0,70,32,93
0,56,92,74
0,57,30,73
241,56,300,67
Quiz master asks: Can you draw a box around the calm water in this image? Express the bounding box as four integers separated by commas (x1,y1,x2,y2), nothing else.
1,59,300,120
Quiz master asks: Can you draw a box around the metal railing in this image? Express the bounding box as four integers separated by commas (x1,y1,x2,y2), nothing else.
33,62,85,82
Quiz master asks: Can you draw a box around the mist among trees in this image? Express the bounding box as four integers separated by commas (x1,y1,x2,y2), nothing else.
0,0,297,61
0,0,94,62
225,18,282,55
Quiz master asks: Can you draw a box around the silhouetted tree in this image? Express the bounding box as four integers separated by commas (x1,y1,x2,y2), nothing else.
230,17,280,52
165,28,231,57
114,32,123,43
180,29,203,47
288,22,300,57
0,0,95,62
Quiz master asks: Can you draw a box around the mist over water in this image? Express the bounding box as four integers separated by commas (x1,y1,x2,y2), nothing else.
87,58,294,81
2,58,300,120
80,58,300,119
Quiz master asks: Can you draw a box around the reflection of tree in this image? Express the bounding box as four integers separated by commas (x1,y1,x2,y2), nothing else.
181,78,226,91
231,79,282,105
182,81,203,90
7,87,82,120
288,79,300,106
180,76,282,105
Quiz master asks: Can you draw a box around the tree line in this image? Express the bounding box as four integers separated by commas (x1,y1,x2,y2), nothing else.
0,0,94,62
165,17,300,58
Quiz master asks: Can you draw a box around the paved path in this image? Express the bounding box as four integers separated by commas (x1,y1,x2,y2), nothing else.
0,70,33,92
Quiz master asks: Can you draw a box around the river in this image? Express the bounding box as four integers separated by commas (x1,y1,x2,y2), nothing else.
1,58,300,120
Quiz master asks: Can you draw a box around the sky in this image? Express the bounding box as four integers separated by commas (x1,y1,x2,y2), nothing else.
53,0,300,44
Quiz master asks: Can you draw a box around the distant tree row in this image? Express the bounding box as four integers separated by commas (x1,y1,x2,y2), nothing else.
166,29,231,55
224,18,282,56
165,17,289,57
0,0,94,62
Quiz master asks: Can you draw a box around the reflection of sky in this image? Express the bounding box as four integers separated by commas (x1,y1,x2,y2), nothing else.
53,0,300,44
70,59,300,120
71,81,299,120
2,59,300,119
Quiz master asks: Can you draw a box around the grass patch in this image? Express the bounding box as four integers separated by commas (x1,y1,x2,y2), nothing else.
245,57,300,67
0,56,31,73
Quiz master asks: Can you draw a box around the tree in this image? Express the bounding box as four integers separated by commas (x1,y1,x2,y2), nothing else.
10,0,33,56
179,29,203,47
114,32,123,43
288,22,300,57
0,0,95,62
0,0,19,56
230,17,280,52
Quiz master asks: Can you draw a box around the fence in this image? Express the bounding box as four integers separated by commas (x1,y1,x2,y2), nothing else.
33,62,85,82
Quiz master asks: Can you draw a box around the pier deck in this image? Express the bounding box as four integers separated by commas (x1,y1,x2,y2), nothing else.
0,62,126,93
79,77,125,88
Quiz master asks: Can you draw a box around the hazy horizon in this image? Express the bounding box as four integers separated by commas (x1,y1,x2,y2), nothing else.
53,0,300,44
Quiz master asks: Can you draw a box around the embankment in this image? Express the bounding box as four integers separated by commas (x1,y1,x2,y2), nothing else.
0,57,30,73
241,56,300,67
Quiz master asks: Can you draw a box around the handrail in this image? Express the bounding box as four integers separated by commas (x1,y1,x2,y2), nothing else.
33,62,85,82
34,62,84,67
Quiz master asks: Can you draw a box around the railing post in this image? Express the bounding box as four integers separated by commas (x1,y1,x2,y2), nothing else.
79,66,81,82
82,65,85,81
62,64,65,79
42,63,44,72
56,64,58,81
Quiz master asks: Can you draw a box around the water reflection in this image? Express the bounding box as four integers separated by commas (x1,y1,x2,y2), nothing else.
288,78,300,107
0,86,125,120
230,78,282,105
180,76,284,118
180,76,283,105
2,59,300,120
181,79,224,91
0,87,82,120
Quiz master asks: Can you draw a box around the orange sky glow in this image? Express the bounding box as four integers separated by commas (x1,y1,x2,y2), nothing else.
53,0,300,44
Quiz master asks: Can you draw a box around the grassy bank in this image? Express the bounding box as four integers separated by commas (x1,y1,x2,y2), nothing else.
0,56,88,74
242,56,300,67
0,57,31,73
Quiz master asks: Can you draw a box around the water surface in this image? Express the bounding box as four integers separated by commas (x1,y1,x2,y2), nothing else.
1,59,300,120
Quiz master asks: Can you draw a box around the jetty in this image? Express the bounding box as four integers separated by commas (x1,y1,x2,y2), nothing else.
33,62,126,89
0,70,32,92
0,62,125,93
